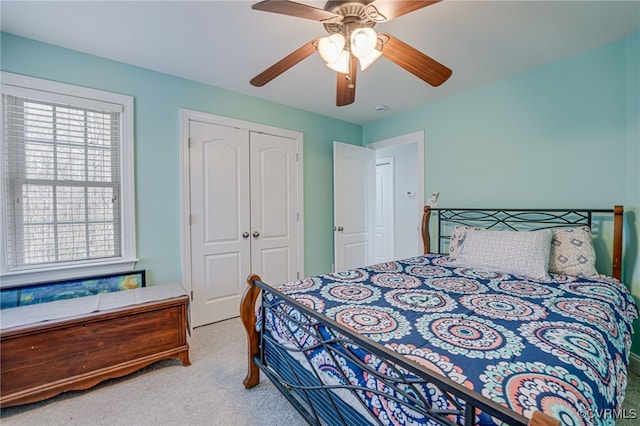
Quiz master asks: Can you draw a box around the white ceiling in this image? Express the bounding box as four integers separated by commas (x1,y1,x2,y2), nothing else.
2,1,639,124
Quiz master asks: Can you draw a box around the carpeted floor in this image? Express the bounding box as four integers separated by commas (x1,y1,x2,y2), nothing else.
1,317,639,425
0,318,305,426
619,365,640,426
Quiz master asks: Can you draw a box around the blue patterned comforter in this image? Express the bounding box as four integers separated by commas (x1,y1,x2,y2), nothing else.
268,254,639,425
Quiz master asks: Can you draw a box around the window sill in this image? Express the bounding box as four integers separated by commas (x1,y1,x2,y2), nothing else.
0,259,139,288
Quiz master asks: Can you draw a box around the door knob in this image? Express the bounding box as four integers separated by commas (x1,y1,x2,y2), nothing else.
242,232,250,239
253,231,260,238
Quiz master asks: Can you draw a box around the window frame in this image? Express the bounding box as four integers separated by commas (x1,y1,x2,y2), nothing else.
1,72,137,287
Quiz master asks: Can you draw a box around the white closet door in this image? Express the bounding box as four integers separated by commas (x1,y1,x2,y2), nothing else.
189,120,251,327
188,120,300,327
249,132,298,285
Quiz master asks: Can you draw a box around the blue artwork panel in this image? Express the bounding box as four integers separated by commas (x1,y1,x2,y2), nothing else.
0,270,145,309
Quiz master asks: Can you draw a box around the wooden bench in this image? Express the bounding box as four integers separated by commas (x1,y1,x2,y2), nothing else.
0,282,190,408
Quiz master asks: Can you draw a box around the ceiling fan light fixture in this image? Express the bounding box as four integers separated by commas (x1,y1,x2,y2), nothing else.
358,48,382,71
326,50,350,74
350,27,377,59
249,0,450,107
318,33,346,63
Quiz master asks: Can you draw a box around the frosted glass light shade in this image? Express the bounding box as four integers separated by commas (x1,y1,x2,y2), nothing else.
326,50,350,74
350,27,377,59
358,48,382,70
318,33,346,64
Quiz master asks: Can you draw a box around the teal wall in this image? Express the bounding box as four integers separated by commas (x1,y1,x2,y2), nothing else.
0,32,361,282
363,31,640,354
2,31,639,353
624,31,640,355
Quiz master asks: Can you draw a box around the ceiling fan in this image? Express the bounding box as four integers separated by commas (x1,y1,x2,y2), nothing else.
249,0,453,107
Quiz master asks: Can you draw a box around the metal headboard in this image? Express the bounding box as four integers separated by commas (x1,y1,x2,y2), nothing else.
421,206,624,280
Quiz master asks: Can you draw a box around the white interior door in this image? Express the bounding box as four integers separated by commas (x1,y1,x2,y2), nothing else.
333,142,375,271
375,159,395,263
189,120,250,327
369,131,425,258
187,118,300,328
249,132,298,285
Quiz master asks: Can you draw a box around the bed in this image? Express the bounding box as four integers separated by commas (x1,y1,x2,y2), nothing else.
240,206,638,426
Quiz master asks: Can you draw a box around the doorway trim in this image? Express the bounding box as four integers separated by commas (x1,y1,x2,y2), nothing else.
178,108,304,313
367,130,425,255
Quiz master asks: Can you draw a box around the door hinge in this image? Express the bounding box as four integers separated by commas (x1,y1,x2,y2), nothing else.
188,137,192,148
297,272,300,279
189,215,194,225
190,291,193,301
296,153,299,161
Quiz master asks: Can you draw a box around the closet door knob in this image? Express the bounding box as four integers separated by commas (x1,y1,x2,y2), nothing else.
253,231,260,238
242,232,250,239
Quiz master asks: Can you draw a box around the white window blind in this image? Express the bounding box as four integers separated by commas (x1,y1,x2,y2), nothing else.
1,73,136,285
4,95,122,268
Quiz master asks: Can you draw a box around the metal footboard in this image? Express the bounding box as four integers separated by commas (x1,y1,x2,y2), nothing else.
243,275,538,426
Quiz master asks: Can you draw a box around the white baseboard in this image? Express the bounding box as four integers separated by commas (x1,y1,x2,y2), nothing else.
630,352,640,376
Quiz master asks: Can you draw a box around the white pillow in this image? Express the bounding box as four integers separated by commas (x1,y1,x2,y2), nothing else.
454,229,553,280
448,225,484,259
548,226,597,277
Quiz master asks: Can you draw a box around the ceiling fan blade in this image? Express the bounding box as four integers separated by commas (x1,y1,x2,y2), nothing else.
336,55,358,107
250,40,318,87
366,0,441,22
379,33,452,87
252,1,341,22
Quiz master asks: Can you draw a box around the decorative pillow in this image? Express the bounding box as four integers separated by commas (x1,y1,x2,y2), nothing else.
548,226,597,277
454,229,553,280
448,225,484,259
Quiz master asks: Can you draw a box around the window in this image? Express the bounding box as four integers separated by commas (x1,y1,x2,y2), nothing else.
1,73,136,286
